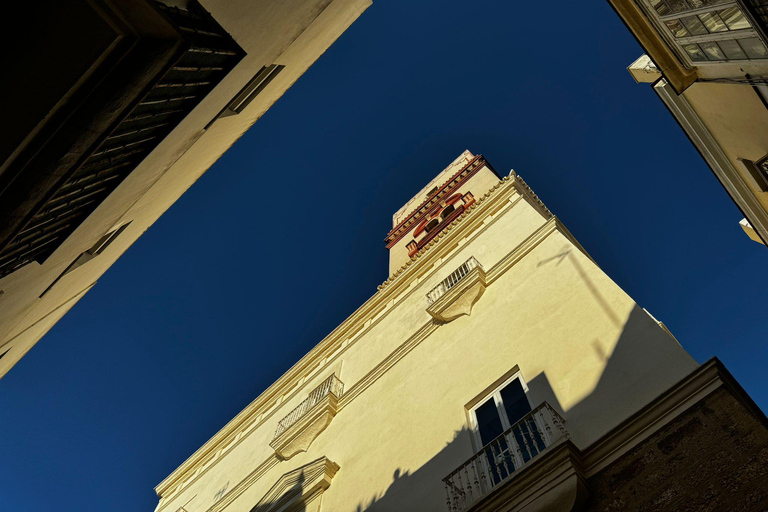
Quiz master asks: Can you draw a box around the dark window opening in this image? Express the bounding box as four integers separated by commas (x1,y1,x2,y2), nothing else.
441,204,455,220
425,219,440,233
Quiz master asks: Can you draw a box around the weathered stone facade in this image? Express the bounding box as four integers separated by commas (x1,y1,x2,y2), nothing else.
585,388,768,512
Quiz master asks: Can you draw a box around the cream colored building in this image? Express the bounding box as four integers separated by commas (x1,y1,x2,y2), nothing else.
609,0,768,246
0,0,371,378
153,151,768,512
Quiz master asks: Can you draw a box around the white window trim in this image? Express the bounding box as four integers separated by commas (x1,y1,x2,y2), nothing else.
467,371,533,452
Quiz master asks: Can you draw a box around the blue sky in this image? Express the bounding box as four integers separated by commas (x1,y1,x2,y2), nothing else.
2,1,767,511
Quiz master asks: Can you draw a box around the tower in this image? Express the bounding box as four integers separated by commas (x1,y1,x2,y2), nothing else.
153,151,767,512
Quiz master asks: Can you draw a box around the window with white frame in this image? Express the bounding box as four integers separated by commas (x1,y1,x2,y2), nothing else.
468,374,545,482
469,374,533,446
643,0,768,63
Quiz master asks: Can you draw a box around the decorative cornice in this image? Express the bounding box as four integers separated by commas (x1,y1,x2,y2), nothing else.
155,171,555,501
379,172,554,291
385,154,486,247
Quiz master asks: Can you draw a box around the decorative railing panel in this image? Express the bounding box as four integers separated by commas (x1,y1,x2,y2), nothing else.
443,402,568,512
273,374,344,439
426,257,482,305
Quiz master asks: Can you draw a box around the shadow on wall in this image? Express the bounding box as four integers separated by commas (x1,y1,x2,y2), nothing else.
349,247,697,511
354,428,473,512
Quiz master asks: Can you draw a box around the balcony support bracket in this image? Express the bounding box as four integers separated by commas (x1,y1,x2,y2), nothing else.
427,266,487,322
270,394,339,461
470,440,587,512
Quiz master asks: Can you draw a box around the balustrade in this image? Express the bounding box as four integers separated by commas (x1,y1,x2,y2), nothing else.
442,402,568,512
426,257,482,305
273,374,344,439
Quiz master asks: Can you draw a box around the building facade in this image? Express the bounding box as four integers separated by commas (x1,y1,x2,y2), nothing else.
0,0,371,378
153,151,768,512
607,0,768,246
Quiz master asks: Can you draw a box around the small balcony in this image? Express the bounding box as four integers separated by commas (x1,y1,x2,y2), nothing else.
443,403,574,512
426,257,487,322
270,374,344,460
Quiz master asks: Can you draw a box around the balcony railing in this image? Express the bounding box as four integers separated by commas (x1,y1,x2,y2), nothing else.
273,374,344,439
443,402,568,512
426,257,482,305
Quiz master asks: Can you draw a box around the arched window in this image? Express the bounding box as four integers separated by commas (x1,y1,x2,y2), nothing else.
425,219,440,233
441,204,455,221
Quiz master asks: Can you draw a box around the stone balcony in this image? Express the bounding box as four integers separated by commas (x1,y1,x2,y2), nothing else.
270,374,344,460
443,403,586,512
426,256,486,322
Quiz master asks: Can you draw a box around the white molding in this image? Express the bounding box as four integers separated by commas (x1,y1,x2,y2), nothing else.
654,78,768,245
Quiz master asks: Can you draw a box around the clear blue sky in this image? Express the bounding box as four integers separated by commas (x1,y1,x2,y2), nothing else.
2,1,766,511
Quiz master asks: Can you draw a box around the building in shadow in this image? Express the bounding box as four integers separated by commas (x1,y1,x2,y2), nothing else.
606,0,768,246
153,151,767,512
0,0,371,378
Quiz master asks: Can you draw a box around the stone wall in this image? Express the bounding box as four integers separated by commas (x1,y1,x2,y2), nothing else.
585,388,768,512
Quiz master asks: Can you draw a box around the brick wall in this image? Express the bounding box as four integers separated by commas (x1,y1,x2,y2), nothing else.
585,388,768,512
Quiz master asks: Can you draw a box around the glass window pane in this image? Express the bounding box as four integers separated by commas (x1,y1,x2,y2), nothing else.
688,0,730,6
666,19,691,37
475,399,504,446
668,0,691,13
700,41,727,60
718,39,748,59
681,15,709,35
499,379,532,426
739,38,768,59
651,0,671,15
719,7,751,30
683,43,708,61
699,12,728,32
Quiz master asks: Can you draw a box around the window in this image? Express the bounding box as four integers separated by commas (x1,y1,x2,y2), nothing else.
440,204,455,220
645,0,768,63
740,152,768,191
468,374,545,483
424,218,440,233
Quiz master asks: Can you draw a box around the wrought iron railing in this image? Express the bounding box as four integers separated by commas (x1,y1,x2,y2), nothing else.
273,374,344,439
426,257,482,305
442,402,568,512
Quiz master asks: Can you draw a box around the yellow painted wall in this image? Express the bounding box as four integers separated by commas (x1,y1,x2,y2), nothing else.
155,161,697,512
683,82,768,206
